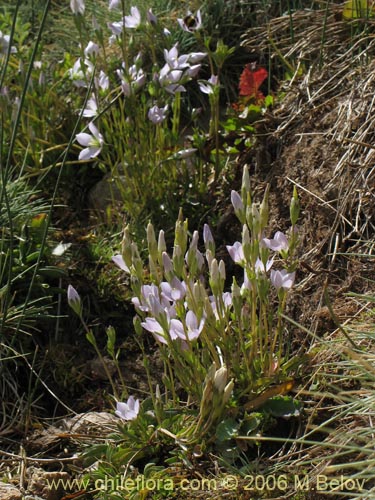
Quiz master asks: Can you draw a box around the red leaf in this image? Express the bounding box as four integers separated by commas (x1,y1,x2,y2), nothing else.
239,64,268,99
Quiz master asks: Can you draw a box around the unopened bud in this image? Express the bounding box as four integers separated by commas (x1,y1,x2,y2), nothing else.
172,244,184,277
174,210,188,255
223,379,234,404
290,186,300,226
213,365,228,393
203,224,215,254
241,165,250,196
67,284,82,317
260,184,270,228
209,258,220,295
158,229,166,258
121,225,133,269
242,224,251,261
218,260,226,282
231,190,245,224
147,222,158,263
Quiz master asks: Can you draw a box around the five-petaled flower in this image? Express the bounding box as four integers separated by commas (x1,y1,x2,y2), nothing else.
262,231,289,252
148,104,168,124
270,269,295,290
76,122,104,160
115,397,140,420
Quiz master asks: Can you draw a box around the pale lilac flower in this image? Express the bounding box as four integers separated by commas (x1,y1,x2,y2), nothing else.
0,31,17,55
185,311,205,340
112,254,130,273
226,241,245,264
203,224,214,250
178,10,202,32
109,0,121,9
117,65,146,96
162,252,173,274
255,256,274,274
160,278,186,302
124,6,141,28
68,58,94,88
164,45,188,70
70,0,85,15
209,293,232,319
96,70,109,91
198,75,219,94
231,190,244,212
115,397,140,420
108,20,124,36
262,231,289,252
169,312,204,342
76,122,104,160
84,41,99,58
148,105,168,124
67,284,82,316
270,269,295,290
82,94,98,118
141,317,168,343
132,284,173,318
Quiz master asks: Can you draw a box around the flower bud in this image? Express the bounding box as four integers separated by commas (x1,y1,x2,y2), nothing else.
203,224,215,254
213,365,228,393
218,259,226,282
241,165,250,197
290,185,300,226
209,258,220,295
147,222,158,263
260,184,270,228
172,244,184,277
67,284,82,317
242,224,251,262
162,251,174,280
121,225,133,269
158,230,166,256
223,379,234,404
174,210,188,255
231,190,245,224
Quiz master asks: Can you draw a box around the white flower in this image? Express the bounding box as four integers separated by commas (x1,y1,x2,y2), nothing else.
199,75,219,94
96,70,109,91
124,6,141,28
84,41,99,58
0,31,17,55
70,0,85,15
148,104,168,124
68,58,94,88
82,94,98,118
115,397,140,420
76,122,104,160
112,254,130,273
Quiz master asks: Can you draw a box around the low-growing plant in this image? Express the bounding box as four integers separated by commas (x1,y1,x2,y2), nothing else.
69,167,305,493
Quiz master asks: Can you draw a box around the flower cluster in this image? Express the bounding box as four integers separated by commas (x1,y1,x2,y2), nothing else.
112,167,300,413
69,5,213,161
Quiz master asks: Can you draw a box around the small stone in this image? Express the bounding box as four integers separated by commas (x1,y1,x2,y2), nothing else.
0,483,22,500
